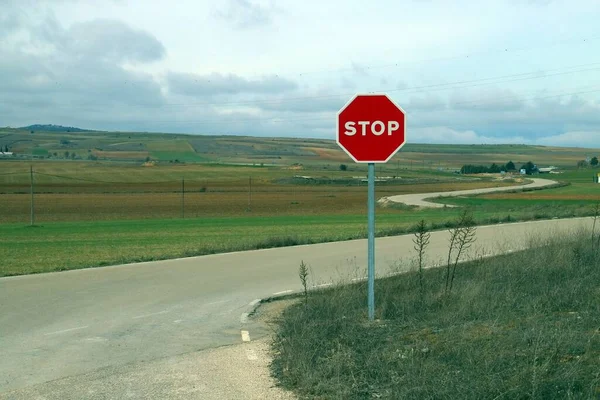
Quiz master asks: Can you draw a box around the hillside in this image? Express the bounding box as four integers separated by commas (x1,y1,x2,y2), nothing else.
19,124,93,133
0,126,598,169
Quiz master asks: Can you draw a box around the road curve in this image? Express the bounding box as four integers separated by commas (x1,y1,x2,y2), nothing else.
0,215,593,397
381,177,558,208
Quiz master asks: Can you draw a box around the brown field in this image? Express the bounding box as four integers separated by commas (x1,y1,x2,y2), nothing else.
0,180,516,223
303,147,348,161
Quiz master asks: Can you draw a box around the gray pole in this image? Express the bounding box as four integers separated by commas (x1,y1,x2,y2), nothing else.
367,162,375,320
30,165,35,226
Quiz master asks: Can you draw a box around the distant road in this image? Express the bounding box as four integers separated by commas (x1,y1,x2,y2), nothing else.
381,177,557,208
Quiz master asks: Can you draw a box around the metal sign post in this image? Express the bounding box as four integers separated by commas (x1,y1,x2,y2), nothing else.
367,162,375,320
336,93,406,321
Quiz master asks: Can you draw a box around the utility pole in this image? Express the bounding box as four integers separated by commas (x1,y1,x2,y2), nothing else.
30,165,35,226
181,178,185,218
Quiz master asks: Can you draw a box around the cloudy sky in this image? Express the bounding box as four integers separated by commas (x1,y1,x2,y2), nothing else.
2,0,600,147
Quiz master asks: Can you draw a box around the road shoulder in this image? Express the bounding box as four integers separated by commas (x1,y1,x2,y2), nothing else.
3,328,295,400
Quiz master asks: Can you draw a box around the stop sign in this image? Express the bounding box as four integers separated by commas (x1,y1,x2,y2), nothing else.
336,93,406,163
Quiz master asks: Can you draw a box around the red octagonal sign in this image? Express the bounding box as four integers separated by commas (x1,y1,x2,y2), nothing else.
337,93,406,163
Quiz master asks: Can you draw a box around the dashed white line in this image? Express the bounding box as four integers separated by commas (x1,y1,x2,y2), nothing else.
241,330,251,342
248,299,261,307
173,319,183,324
352,277,367,282
240,313,249,324
273,290,293,296
44,325,89,336
132,310,169,319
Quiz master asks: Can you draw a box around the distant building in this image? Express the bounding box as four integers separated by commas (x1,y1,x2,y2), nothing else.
520,169,527,175
538,166,558,174
0,151,13,157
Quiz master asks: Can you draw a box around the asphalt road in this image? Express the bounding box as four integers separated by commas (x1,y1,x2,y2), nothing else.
0,216,593,397
382,177,557,207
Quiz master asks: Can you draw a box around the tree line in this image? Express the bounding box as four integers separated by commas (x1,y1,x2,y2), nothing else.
460,161,537,175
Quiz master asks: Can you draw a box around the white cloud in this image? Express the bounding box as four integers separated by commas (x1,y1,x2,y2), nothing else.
539,131,600,147
1,0,600,149
214,0,278,29
408,94,446,111
167,72,297,96
409,126,530,144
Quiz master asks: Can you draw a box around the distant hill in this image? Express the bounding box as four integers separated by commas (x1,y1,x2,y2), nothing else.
19,124,95,133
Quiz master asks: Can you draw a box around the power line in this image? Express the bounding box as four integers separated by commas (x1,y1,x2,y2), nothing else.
176,61,600,108
33,172,181,184
293,34,600,77
145,85,600,126
420,85,600,110
31,171,225,185
2,61,600,111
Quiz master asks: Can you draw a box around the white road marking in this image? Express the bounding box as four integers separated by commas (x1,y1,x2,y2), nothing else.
241,330,251,342
173,319,183,324
273,290,293,296
352,277,367,282
246,349,258,361
314,283,333,288
44,325,89,336
248,299,261,307
240,313,249,323
132,310,169,319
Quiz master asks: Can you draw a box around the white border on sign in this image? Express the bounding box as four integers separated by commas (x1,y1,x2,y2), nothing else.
336,93,407,164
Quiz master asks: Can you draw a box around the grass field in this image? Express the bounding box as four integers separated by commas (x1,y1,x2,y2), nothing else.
1,161,598,276
2,200,597,277
426,170,599,212
270,232,600,399
0,159,518,223
2,127,600,276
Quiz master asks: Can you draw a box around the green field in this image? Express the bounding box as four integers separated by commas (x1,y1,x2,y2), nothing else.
2,127,600,276
1,199,598,277
271,232,600,399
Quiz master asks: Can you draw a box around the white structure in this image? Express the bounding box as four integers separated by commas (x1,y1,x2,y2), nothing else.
0,152,13,157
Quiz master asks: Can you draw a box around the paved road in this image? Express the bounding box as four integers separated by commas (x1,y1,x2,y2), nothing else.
0,216,593,398
382,177,557,208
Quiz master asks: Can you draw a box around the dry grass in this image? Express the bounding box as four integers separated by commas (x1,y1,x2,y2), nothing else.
0,181,517,222
271,232,600,399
